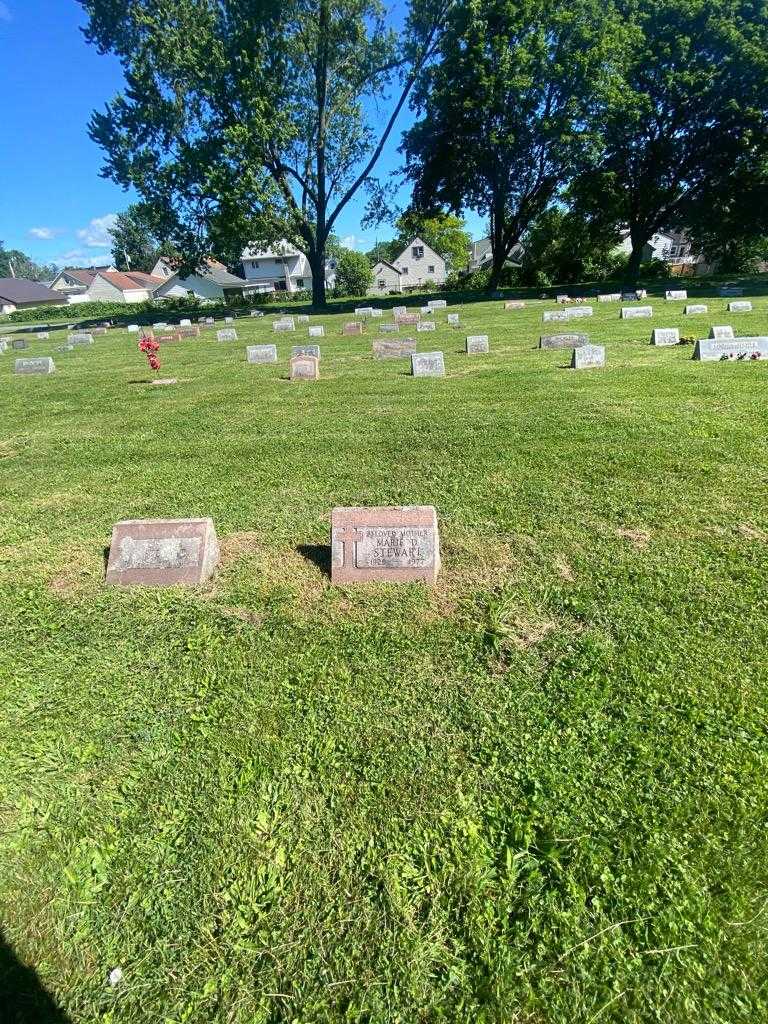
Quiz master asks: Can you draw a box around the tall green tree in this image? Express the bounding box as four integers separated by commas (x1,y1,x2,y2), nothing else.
517,207,621,285
110,204,176,272
394,212,471,271
0,242,57,282
402,0,622,290
577,0,768,283
80,0,450,306
327,241,373,297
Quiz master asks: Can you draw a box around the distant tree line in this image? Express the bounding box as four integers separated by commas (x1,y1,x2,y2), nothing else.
0,241,57,283
80,0,768,301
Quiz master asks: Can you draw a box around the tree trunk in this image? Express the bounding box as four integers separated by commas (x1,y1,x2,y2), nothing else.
309,247,327,308
487,199,507,291
487,248,507,291
624,225,649,285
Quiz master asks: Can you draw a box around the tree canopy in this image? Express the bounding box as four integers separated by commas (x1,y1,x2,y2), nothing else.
110,204,177,272
81,0,450,306
0,242,57,283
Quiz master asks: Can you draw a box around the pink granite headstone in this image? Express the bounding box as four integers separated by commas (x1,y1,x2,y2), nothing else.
331,506,441,584
105,518,220,587
343,322,364,336
504,301,525,310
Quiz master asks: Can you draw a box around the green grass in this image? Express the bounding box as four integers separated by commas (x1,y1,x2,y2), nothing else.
1,289,767,1023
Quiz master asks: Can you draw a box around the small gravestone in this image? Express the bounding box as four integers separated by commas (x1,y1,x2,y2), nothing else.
153,323,167,330
379,323,399,333
308,325,325,337
12,338,29,350
180,318,192,327
621,306,653,319
179,326,201,338
556,294,570,304
298,315,309,324
57,344,74,352
504,301,525,310
273,320,296,333
105,517,219,587
693,336,768,361
250,310,265,317
539,333,588,349
447,313,460,326
598,293,621,302
719,287,744,298
290,353,320,380
205,317,215,325
355,307,374,317
684,304,708,315
331,505,441,584
709,326,734,340
291,344,320,359
373,338,416,359
420,306,432,315
393,306,407,317
225,316,234,323
466,335,489,354
0,339,8,352
371,308,383,318
36,332,49,340
636,289,648,299
343,322,364,336
14,357,55,375
651,328,680,346
92,327,108,336
571,344,605,369
428,299,447,309
69,333,94,345
217,328,238,342
247,344,278,364
728,301,753,313
666,290,687,300
411,351,445,377
621,292,637,302
127,325,140,333
417,321,436,332
543,307,593,322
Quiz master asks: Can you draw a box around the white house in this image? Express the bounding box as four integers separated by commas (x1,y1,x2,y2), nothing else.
467,237,523,273
240,240,335,293
152,260,248,301
615,229,712,275
49,265,116,303
150,257,177,281
391,237,446,289
84,271,164,304
368,260,404,296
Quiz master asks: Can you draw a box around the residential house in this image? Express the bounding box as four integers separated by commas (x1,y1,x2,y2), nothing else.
467,237,523,273
240,241,336,293
391,237,446,289
0,278,63,314
49,265,116,303
153,260,249,301
84,270,165,304
616,229,712,276
150,257,176,281
368,260,403,296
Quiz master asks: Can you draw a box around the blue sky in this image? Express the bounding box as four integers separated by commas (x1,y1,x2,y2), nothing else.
0,1,484,271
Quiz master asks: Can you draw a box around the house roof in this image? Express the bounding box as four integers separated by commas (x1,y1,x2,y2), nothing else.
393,236,443,266
372,260,402,275
242,240,303,260
57,268,100,286
97,271,164,292
124,271,165,288
158,261,246,290
0,278,62,304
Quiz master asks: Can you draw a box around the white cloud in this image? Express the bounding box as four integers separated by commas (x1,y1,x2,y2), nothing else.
0,3,12,24
77,213,118,249
54,248,112,268
29,226,60,240
340,234,370,252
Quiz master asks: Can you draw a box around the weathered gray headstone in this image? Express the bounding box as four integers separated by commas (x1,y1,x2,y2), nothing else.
621,306,653,319
411,351,445,377
308,325,325,337
428,299,447,309
417,321,436,332
250,309,265,317
379,323,399,333
372,338,416,359
69,333,94,345
153,322,168,330
12,338,29,350
393,306,407,317
651,328,680,346
539,333,589,349
465,335,489,354
355,307,374,317
105,518,220,587
217,328,238,342
543,306,593,322
298,315,310,324
728,301,753,313
331,505,441,584
571,344,605,369
224,316,234,323
291,344,320,359
15,356,55,374
0,339,8,352
343,322,364,335
247,344,278,363
447,313,460,326
371,308,383,318
273,319,296,333
684,304,708,315
179,326,201,338
709,326,734,340
693,337,768,361
666,289,687,300
92,327,108,336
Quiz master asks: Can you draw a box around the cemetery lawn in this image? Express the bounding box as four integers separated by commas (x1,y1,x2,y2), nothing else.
1,289,767,1024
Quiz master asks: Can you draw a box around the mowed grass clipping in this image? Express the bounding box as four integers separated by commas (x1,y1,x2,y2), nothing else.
1,290,767,1024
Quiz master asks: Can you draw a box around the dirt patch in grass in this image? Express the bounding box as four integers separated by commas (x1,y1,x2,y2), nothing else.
736,523,768,542
617,527,651,549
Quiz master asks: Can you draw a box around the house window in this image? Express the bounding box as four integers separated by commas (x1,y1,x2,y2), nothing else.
378,279,386,288
251,261,259,269
428,265,435,274
296,279,304,288
412,246,424,259
401,266,409,274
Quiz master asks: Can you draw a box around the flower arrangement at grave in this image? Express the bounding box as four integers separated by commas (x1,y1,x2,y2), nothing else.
138,336,161,374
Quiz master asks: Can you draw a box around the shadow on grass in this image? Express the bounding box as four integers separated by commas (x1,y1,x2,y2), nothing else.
0,929,72,1023
296,544,332,578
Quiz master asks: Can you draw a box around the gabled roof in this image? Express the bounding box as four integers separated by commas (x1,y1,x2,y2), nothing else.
0,278,62,304
156,261,247,290
55,268,100,287
242,240,303,259
393,236,443,266
372,260,402,275
96,271,164,292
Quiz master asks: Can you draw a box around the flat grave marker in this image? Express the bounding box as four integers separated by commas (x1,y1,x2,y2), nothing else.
371,309,383,318
308,325,325,337
411,351,445,377
298,315,310,324
372,338,416,360
12,338,29,350
35,332,49,340
246,344,278,364
273,320,296,333
543,307,593,322
693,336,768,361
666,290,688,300
68,333,94,346
217,328,238,342
14,357,55,375
728,301,753,313
250,310,265,318
105,517,220,587
539,333,588,349
331,505,441,585
127,325,139,333
428,299,447,309
621,306,653,319
291,344,321,359
417,321,436,332
379,323,399,333
571,344,605,369
709,326,734,340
